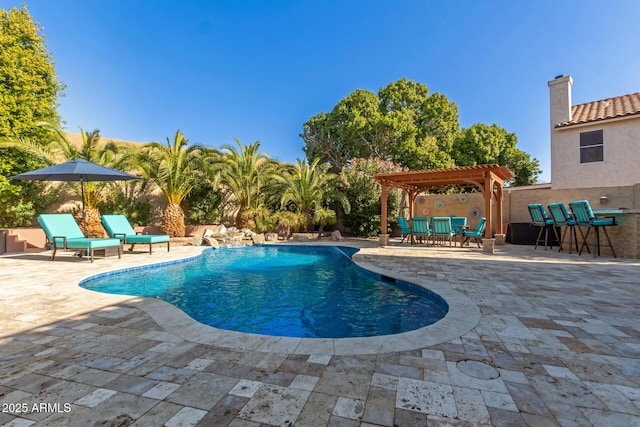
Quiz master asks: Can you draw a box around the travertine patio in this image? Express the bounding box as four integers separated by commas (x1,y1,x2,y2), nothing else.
1,240,639,426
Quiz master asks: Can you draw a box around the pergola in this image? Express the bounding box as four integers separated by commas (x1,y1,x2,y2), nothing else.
374,164,514,238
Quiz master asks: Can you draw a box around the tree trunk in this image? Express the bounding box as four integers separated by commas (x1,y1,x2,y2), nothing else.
76,206,106,237
235,207,256,230
161,203,185,237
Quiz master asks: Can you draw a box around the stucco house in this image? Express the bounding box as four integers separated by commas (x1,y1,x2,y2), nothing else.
548,75,640,189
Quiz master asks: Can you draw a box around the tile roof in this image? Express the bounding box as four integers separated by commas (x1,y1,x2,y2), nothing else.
557,92,640,127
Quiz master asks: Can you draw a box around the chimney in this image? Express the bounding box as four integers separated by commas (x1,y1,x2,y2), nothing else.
548,74,573,126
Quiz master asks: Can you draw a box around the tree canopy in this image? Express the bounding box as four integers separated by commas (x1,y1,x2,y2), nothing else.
302,78,540,185
0,5,64,140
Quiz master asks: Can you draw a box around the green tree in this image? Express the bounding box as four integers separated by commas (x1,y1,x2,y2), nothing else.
0,148,55,227
277,158,350,232
302,89,391,170
340,158,404,237
0,5,64,140
0,5,65,225
301,78,458,171
452,123,540,185
302,78,540,185
134,130,214,237
182,181,225,225
218,139,278,229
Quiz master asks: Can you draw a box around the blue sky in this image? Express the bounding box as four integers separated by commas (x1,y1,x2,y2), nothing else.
8,1,640,182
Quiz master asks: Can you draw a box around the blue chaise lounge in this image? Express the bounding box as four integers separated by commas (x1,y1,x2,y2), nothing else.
101,214,170,254
38,214,122,262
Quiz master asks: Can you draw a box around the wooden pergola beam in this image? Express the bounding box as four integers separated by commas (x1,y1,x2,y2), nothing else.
374,164,513,239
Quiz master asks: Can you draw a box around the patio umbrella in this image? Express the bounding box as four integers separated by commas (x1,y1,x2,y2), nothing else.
10,158,140,233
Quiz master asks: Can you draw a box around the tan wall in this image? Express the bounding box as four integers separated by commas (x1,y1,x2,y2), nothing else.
551,119,640,189
411,192,490,232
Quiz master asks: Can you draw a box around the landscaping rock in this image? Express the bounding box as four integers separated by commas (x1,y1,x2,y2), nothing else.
202,236,220,248
331,230,344,241
251,233,265,244
241,228,256,237
265,233,278,242
191,235,203,246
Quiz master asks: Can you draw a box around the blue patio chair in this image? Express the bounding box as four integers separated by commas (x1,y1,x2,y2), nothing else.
528,204,559,251
38,214,122,262
547,203,582,254
450,216,468,245
431,217,456,246
462,217,486,247
568,200,617,258
101,215,170,254
411,216,430,244
397,217,411,243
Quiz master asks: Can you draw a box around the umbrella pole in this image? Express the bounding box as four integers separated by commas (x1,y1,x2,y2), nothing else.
81,180,87,236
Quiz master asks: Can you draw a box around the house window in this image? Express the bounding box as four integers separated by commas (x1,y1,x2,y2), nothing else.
580,130,603,163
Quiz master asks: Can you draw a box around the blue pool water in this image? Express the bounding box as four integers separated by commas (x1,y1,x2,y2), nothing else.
80,245,448,338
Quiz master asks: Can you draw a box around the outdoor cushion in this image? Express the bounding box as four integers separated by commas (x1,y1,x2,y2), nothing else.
38,214,122,262
101,214,170,254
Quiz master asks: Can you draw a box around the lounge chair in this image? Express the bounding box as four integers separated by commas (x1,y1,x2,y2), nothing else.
411,216,430,244
547,203,582,254
462,217,486,247
568,200,617,258
397,217,411,243
101,214,170,254
527,204,559,250
38,214,122,262
431,217,456,246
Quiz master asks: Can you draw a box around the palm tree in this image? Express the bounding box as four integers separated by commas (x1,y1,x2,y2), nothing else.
277,158,350,232
133,130,215,237
218,139,278,229
0,123,127,236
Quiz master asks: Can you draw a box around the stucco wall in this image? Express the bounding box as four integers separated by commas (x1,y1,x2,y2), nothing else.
552,119,640,189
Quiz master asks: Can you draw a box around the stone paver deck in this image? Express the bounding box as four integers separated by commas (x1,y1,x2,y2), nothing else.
1,240,639,426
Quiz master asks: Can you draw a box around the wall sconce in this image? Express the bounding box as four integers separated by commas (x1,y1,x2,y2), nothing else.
599,195,609,204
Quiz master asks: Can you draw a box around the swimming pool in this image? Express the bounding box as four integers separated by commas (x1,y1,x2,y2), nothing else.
80,245,448,338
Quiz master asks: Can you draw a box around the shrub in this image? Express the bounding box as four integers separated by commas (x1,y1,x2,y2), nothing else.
340,158,403,237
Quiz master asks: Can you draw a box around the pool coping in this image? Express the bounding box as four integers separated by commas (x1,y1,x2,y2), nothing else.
80,243,481,355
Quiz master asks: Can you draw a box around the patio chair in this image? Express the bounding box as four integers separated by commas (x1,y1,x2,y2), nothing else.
101,214,170,254
411,216,430,244
528,204,559,251
450,216,468,245
547,203,582,254
38,214,122,262
462,217,486,247
397,217,411,243
431,217,456,246
568,200,617,258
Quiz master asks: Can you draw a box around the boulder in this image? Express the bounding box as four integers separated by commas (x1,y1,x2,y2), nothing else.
265,233,278,242
331,230,344,241
241,228,256,237
251,233,265,244
202,237,220,249
191,235,203,246
217,224,227,235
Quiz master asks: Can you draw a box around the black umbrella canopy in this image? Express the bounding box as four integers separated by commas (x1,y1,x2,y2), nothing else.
10,158,141,234
9,158,139,182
